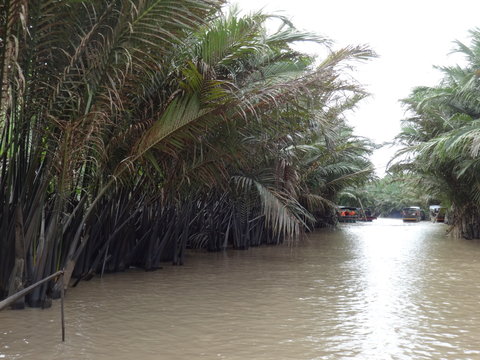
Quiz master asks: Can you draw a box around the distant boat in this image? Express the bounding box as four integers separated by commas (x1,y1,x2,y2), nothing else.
357,215,377,222
337,206,359,223
337,206,377,222
429,205,446,223
402,206,422,222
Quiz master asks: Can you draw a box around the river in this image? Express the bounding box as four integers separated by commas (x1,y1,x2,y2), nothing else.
1,219,480,359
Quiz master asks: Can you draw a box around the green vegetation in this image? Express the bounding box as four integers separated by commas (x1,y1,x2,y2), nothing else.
339,29,480,229
0,0,374,307
338,174,438,217
389,28,480,237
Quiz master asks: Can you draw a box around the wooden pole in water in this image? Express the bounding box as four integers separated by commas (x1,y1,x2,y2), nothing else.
0,271,64,310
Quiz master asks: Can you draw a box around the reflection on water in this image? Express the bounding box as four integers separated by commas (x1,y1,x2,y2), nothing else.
1,219,480,359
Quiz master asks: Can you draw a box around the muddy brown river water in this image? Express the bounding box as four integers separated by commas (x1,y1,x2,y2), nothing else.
1,218,480,359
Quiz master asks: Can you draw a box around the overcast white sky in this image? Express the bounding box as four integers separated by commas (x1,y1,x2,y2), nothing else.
233,0,480,175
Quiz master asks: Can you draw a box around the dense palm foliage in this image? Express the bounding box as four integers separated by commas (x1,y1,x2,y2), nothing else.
392,28,480,238
299,127,375,222
0,0,374,307
339,174,436,217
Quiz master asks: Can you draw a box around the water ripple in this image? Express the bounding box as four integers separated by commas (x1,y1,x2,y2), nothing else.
1,219,480,359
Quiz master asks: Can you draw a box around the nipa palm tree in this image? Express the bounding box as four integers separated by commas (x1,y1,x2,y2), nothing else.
393,28,480,238
0,1,375,307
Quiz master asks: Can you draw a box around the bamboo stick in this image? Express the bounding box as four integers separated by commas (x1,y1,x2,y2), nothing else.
0,270,66,342
0,271,63,311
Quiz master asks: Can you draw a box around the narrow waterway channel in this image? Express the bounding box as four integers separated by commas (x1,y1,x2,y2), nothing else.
2,219,480,359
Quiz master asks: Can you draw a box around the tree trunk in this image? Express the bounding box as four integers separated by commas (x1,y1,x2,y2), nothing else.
7,206,26,309
451,203,480,240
